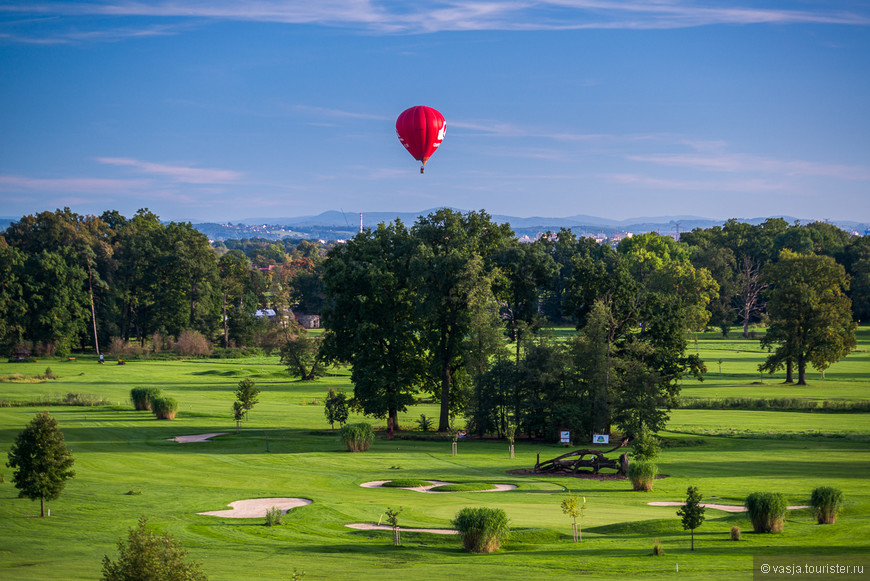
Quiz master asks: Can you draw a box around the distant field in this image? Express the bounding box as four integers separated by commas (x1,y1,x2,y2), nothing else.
1,326,868,580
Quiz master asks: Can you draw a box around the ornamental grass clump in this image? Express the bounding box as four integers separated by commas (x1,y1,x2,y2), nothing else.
452,507,510,553
627,461,658,492
745,492,788,533
810,486,843,524
151,397,178,420
130,387,161,411
265,506,283,527
340,422,375,452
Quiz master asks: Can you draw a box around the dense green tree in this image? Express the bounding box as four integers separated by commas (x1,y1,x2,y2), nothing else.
761,250,857,385
320,221,423,426
22,249,89,356
411,209,514,432
280,331,324,380
101,515,207,581
324,389,350,430
0,238,26,354
6,411,76,517
494,240,558,361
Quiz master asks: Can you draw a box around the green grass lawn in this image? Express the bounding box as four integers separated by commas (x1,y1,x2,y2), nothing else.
1,327,869,580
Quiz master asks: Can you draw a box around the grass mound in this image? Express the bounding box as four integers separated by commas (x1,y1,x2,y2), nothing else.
429,483,498,492
381,479,432,488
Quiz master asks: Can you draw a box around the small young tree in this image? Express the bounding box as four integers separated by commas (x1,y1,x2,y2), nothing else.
6,411,76,517
324,389,349,430
232,401,244,434
235,378,260,421
102,515,207,581
676,486,706,550
560,492,586,542
385,506,403,546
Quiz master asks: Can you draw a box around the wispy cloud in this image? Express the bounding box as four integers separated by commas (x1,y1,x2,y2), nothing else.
96,157,244,184
0,174,150,193
2,1,868,42
604,173,787,192
627,153,870,181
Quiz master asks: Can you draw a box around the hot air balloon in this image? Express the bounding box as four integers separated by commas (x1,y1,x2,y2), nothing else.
396,106,446,173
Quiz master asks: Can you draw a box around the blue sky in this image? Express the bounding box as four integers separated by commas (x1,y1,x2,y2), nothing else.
1,1,869,223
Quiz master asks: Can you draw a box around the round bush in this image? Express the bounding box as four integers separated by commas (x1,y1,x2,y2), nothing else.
810,486,843,524
627,461,658,492
452,507,510,553
340,422,375,452
130,387,161,411
745,492,788,533
151,396,178,420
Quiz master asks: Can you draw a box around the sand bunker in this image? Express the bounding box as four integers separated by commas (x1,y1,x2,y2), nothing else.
198,498,312,518
360,480,517,493
649,501,809,513
345,523,458,535
168,433,228,443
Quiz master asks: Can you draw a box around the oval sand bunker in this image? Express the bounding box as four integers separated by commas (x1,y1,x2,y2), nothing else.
198,498,312,518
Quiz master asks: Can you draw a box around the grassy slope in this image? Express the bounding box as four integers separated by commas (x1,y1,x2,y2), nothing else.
0,328,868,580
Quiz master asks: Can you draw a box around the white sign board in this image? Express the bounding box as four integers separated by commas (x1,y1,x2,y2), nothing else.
560,431,571,444
592,434,609,444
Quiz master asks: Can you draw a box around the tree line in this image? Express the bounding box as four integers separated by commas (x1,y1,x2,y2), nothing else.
0,208,327,359
1,208,862,439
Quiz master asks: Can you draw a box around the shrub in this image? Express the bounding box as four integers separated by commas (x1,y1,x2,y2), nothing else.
151,397,178,420
130,387,162,411
730,526,741,541
653,538,664,555
745,492,788,533
340,422,374,452
265,506,283,527
174,330,211,357
416,414,434,432
452,507,510,553
628,461,658,491
102,515,206,581
43,367,57,380
810,486,843,524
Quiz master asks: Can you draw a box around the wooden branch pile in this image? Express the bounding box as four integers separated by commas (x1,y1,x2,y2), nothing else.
534,439,630,476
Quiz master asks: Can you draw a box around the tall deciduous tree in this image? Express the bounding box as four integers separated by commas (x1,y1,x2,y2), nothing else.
412,209,514,432
320,221,423,427
6,411,76,517
234,378,260,420
760,250,857,385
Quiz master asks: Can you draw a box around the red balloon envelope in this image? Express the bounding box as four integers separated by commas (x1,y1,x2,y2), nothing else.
396,106,446,173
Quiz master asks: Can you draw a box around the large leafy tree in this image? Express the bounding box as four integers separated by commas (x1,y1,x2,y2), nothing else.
0,238,26,354
411,209,514,431
6,411,76,517
760,250,857,385
320,221,424,427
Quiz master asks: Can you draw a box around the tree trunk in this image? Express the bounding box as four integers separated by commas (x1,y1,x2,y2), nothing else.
438,360,450,432
87,264,100,356
785,359,794,383
797,359,807,385
222,294,229,348
40,497,45,518
691,528,694,551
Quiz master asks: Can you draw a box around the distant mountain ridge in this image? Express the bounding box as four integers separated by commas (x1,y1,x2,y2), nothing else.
236,209,868,234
